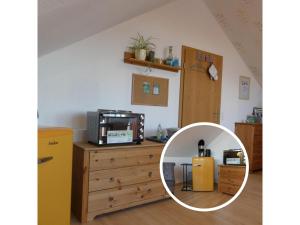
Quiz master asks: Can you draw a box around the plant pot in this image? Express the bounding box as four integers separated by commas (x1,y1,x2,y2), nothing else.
134,49,147,61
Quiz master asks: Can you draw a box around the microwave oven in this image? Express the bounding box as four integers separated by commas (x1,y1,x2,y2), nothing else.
223,149,244,165
87,109,144,146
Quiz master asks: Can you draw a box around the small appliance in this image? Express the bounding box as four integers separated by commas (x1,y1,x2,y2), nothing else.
166,127,179,138
198,139,205,157
204,149,211,157
223,149,244,165
87,109,144,146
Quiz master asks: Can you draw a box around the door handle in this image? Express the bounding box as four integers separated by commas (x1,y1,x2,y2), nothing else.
38,156,53,164
193,164,202,167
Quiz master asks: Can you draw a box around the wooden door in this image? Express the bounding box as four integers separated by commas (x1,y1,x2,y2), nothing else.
179,46,223,127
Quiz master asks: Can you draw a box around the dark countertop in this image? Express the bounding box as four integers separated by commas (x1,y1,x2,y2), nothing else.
74,140,164,151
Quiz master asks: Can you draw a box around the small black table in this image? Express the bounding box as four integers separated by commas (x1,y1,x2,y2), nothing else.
180,163,193,191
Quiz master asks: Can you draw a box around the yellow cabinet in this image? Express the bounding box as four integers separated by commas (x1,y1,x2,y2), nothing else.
38,128,73,225
192,157,214,191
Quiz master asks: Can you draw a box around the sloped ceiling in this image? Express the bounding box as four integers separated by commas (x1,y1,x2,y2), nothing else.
38,0,174,56
203,0,262,85
165,126,223,157
39,0,262,86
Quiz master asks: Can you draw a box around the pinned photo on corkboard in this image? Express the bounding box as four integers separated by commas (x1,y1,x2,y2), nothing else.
131,73,169,106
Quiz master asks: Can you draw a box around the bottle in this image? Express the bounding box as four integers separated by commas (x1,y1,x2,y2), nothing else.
172,57,179,67
166,46,173,66
156,124,163,141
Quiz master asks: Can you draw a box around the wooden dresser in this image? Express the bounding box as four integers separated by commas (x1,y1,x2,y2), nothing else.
218,165,246,195
71,141,168,222
235,123,262,172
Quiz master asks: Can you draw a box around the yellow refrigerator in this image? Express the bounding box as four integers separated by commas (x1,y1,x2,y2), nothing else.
192,157,214,191
38,128,73,225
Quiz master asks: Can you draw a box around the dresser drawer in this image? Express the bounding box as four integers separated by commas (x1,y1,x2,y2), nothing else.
88,180,166,213
218,176,244,186
219,166,245,178
218,166,245,188
89,164,160,192
218,182,240,195
89,146,162,171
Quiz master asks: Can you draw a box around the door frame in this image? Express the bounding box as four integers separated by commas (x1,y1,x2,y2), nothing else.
178,45,187,128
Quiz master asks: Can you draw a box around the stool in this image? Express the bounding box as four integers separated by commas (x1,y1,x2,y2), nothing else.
180,163,192,191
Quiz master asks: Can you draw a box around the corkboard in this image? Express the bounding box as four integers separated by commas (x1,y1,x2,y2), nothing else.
131,74,169,106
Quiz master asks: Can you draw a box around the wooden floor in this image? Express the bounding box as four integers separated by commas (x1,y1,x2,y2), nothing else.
71,172,262,225
173,183,232,208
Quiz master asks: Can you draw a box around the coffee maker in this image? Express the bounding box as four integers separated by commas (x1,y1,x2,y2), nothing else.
198,139,211,157
198,139,205,157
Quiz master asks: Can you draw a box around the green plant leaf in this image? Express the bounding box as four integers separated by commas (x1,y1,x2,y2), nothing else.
128,33,156,50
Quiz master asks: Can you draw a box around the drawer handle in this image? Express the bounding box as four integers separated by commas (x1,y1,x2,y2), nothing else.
148,171,152,177
108,196,114,201
117,179,121,184
149,154,154,158
147,188,152,193
110,158,115,162
110,177,115,182
38,156,53,164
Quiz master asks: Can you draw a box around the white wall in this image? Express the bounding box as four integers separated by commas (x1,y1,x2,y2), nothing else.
38,0,262,141
164,125,223,157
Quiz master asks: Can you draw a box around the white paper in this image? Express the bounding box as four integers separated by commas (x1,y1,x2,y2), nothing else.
107,130,133,144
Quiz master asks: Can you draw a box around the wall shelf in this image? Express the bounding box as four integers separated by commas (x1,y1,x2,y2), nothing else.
123,52,181,73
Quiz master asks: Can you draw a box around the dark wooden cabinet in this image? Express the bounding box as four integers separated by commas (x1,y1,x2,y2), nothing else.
235,123,262,172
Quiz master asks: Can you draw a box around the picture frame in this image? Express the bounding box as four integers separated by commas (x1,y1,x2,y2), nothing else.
239,76,250,100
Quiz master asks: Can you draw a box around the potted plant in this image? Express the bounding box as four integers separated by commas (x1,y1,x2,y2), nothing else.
129,33,156,61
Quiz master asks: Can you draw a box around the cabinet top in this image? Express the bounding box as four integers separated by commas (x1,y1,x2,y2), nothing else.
74,140,164,151
38,127,73,138
218,164,246,168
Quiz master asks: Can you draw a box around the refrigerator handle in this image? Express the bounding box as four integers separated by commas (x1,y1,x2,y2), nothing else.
38,156,54,165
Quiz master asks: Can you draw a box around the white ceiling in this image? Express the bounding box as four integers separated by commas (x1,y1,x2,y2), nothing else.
38,0,174,56
38,0,262,85
203,0,262,85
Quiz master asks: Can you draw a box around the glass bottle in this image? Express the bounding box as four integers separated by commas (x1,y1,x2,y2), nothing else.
166,46,173,66
156,124,163,140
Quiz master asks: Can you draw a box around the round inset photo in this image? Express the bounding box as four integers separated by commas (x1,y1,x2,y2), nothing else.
160,122,249,212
